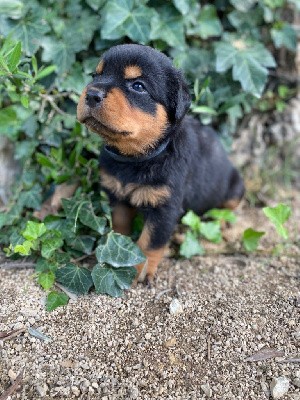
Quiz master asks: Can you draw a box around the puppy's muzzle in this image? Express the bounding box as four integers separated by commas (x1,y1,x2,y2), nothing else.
85,88,105,108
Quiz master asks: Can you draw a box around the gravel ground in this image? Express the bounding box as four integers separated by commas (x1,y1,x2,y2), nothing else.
1,194,300,400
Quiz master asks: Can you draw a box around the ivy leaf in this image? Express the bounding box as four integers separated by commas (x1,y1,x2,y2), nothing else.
22,221,47,240
69,235,96,255
204,208,237,223
13,240,33,256
101,0,154,43
40,230,63,259
46,291,69,311
91,263,136,297
229,0,257,12
38,271,55,290
180,231,204,258
150,5,185,48
215,38,275,97
18,184,42,209
0,0,24,19
271,23,297,51
243,228,265,252
200,221,222,243
35,258,57,273
172,0,190,15
41,37,76,74
181,210,201,234
4,9,50,55
56,263,93,295
78,202,107,234
263,203,291,239
96,232,146,267
193,5,222,39
86,0,106,11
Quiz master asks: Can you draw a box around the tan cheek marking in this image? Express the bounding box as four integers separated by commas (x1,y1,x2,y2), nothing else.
77,87,87,122
99,88,168,156
222,198,242,210
96,60,104,74
124,65,142,79
129,185,170,207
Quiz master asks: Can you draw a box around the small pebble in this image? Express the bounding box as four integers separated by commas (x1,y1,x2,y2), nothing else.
169,298,183,315
270,376,290,399
201,383,212,398
8,369,17,382
36,383,48,397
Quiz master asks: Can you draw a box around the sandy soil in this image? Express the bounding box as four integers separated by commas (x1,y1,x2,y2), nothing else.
0,192,299,400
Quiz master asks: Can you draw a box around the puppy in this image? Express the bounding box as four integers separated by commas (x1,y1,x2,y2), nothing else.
77,44,244,282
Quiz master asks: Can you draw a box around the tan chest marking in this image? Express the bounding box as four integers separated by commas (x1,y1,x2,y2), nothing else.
101,170,170,207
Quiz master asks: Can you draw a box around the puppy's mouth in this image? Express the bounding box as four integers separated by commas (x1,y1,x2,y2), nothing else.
83,117,130,139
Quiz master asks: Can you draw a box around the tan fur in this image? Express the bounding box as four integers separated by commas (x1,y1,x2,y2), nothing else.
124,65,142,79
97,88,168,155
136,223,165,282
101,171,170,206
129,185,170,207
76,87,88,122
222,198,241,210
96,60,104,74
112,204,136,235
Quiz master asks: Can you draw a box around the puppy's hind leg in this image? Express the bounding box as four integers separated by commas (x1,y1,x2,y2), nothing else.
222,168,245,210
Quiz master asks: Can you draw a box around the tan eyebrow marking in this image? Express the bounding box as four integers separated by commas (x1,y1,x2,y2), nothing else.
96,60,104,74
124,65,142,79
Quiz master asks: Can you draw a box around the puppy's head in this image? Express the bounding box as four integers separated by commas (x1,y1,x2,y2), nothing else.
77,44,190,156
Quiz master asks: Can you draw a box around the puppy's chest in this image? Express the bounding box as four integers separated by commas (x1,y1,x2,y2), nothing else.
100,170,170,208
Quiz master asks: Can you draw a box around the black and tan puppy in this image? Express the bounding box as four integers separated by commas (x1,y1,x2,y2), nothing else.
77,44,244,282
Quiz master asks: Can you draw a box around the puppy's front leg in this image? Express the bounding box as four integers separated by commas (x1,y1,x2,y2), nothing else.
135,208,177,284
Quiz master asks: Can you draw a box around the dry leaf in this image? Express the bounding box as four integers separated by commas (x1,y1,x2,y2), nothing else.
245,347,284,362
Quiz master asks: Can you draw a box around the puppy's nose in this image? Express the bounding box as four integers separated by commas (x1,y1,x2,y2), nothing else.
85,88,104,108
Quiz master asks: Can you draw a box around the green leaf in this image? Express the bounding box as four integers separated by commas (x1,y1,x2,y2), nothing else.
70,235,96,255
22,221,47,241
100,0,133,40
4,10,50,55
38,271,55,290
18,184,42,209
195,5,222,39
172,0,190,15
46,291,69,311
204,208,237,223
40,230,64,259
78,203,107,234
56,263,93,295
263,203,292,239
41,37,76,74
180,231,204,258
91,263,136,297
13,240,33,255
101,0,154,43
271,23,297,51
230,0,257,11
96,231,146,267
20,94,29,108
0,0,24,19
7,41,21,71
192,106,217,115
86,0,106,11
150,5,185,48
35,258,57,273
36,65,56,80
200,221,222,243
215,38,275,97
181,210,201,234
242,228,265,252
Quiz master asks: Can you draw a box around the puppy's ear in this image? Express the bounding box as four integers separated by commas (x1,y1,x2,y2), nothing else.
169,70,191,123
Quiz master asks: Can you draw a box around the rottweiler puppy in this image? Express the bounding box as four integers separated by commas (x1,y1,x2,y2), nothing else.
77,44,244,283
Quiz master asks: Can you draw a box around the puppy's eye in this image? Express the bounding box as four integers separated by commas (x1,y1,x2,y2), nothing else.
132,82,146,93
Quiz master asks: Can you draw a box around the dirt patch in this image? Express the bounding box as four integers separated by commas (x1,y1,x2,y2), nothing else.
0,193,299,400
